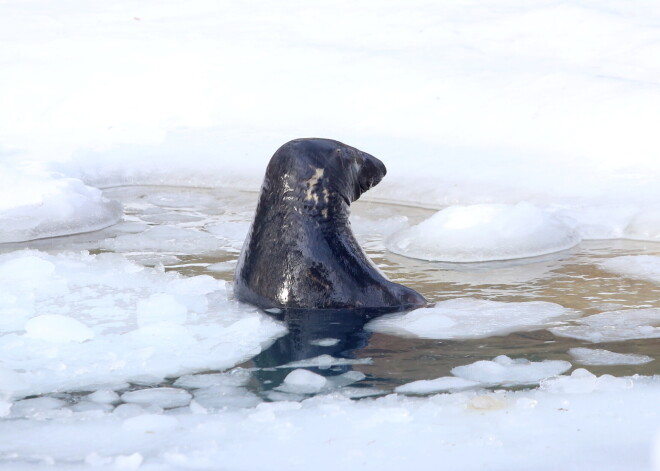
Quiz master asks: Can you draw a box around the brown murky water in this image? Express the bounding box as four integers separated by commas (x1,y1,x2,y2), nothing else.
6,186,660,392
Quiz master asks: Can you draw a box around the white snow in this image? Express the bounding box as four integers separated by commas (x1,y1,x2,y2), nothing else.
386,203,579,262
0,250,286,400
600,256,660,284
569,348,654,366
451,355,572,387
550,308,660,343
366,298,575,339
0,375,659,470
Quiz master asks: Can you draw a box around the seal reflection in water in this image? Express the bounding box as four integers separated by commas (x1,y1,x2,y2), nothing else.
234,138,427,313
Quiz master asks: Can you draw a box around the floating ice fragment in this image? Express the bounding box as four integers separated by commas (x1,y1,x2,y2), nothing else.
0,250,286,399
0,400,11,417
114,452,144,470
87,389,121,404
0,167,122,243
386,202,579,262
366,298,575,339
552,204,638,240
550,308,660,342
600,256,660,283
121,388,192,409
24,314,94,343
277,355,373,369
451,355,571,386
309,338,340,347
625,209,660,241
541,368,633,394
395,377,480,394
568,348,653,366
278,369,328,394
173,369,253,389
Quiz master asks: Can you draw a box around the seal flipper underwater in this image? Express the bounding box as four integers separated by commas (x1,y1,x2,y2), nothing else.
233,138,427,314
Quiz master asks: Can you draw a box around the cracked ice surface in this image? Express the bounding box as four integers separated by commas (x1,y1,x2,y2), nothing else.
0,250,286,400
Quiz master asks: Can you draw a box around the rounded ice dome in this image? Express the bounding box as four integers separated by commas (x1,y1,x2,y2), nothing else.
0,167,122,243
386,202,579,262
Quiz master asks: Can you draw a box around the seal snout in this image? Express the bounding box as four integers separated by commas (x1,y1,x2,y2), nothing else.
356,153,387,197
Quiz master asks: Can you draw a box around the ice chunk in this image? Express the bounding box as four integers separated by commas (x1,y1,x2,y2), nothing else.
550,308,660,342
205,221,251,251
395,377,480,394
278,369,328,394
386,203,579,262
278,355,373,369
173,369,252,389
0,250,286,399
451,355,571,386
600,255,660,283
568,348,653,366
309,338,340,347
114,452,144,470
24,314,94,343
366,298,575,339
625,209,660,241
552,204,638,240
0,166,122,243
121,388,192,409
541,368,633,394
86,389,120,404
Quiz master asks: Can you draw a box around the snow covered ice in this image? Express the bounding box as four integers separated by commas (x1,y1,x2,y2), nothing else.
366,298,576,339
2,0,660,470
0,250,286,400
386,203,580,262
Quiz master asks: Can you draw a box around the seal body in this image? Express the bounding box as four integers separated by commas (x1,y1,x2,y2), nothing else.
234,138,426,313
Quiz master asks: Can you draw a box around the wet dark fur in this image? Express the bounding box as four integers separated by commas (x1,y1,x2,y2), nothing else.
233,138,426,313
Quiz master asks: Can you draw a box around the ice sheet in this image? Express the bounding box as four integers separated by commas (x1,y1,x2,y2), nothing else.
366,298,575,339
0,165,122,243
0,250,286,399
600,255,660,284
550,308,660,343
568,348,653,366
386,203,579,262
1,375,659,471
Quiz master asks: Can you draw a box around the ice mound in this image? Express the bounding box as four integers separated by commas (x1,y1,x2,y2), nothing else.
450,356,571,386
568,348,653,366
550,308,660,342
386,202,579,262
625,209,660,241
0,250,286,399
0,166,122,243
366,298,575,339
600,255,660,283
552,204,639,240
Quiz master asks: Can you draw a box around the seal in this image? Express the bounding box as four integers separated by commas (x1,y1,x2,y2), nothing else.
233,138,427,313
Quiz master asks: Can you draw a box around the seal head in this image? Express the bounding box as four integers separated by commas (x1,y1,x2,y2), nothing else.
234,138,427,313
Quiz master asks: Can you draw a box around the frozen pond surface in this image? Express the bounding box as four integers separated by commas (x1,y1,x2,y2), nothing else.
1,186,659,471
4,185,658,388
